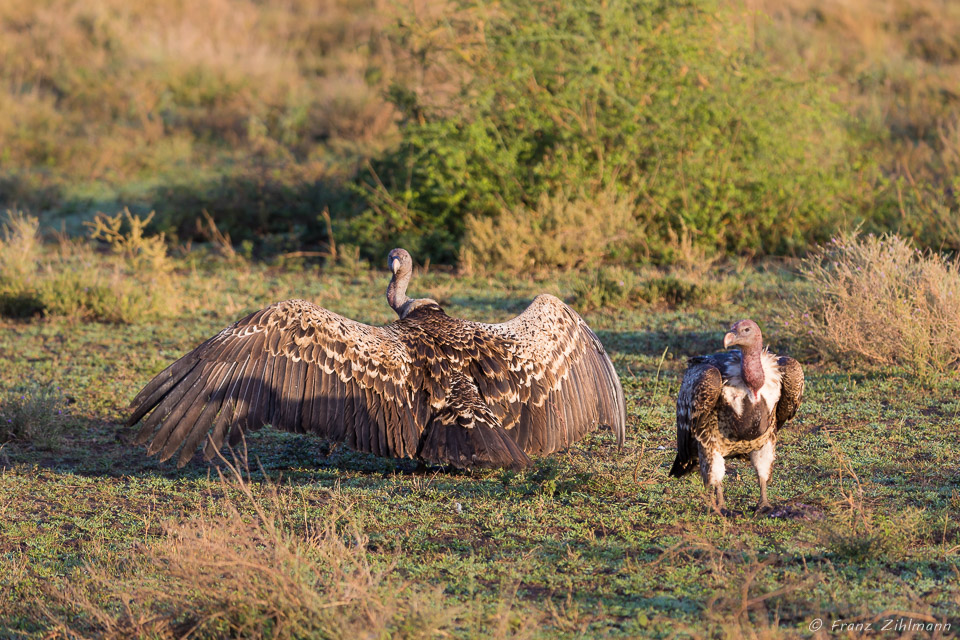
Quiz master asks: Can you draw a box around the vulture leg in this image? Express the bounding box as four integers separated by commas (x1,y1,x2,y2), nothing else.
698,444,732,516
750,437,776,514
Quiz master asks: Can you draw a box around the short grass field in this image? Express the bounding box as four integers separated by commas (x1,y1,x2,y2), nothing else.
1,261,958,638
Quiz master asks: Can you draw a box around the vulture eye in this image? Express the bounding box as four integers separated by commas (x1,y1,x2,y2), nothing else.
743,327,751,333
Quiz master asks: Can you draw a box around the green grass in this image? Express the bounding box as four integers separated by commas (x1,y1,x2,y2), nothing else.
1,261,958,638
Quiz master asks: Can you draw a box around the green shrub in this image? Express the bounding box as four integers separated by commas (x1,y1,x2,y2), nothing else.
634,275,728,307
572,266,638,312
357,0,858,265
0,381,69,450
573,266,735,311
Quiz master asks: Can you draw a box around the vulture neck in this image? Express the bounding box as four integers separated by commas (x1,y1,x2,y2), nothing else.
387,267,413,317
740,345,765,396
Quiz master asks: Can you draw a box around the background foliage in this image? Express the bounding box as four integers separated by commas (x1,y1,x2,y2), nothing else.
2,0,960,266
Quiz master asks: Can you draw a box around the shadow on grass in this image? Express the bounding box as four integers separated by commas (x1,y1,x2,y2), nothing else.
3,166,356,252
0,414,542,486
596,329,723,359
0,415,420,481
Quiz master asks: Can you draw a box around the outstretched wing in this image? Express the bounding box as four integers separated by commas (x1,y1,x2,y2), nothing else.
463,294,626,456
128,299,425,467
669,358,722,478
775,356,804,430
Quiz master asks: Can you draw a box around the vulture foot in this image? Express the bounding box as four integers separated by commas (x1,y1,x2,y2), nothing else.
754,501,774,516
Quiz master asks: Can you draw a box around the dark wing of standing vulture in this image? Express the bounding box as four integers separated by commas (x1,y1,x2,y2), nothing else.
461,294,627,456
775,356,804,429
128,299,430,469
668,356,724,478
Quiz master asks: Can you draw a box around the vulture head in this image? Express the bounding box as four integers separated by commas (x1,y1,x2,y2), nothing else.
723,319,765,392
388,248,412,277
723,319,762,351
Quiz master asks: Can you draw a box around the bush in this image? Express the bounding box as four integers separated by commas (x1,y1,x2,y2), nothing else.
572,266,638,312
784,231,960,374
633,275,733,308
460,188,637,274
572,265,736,311
356,0,858,265
0,209,180,323
0,381,69,450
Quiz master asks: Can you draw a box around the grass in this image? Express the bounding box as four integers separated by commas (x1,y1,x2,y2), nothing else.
1,256,958,638
783,231,960,376
0,381,69,451
0,0,399,246
0,209,180,323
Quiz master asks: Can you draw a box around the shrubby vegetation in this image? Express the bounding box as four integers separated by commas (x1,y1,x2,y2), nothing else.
784,232,960,375
3,0,960,265
571,265,736,312
0,380,69,450
358,0,858,265
0,210,178,323
0,0,396,246
460,189,637,273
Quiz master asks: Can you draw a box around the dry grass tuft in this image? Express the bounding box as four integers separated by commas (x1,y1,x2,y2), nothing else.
0,210,40,286
0,380,70,450
817,435,924,563
784,232,960,374
40,452,533,640
85,209,175,276
460,188,638,275
0,209,181,323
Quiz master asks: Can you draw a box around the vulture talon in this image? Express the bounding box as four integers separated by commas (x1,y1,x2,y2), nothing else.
754,502,774,516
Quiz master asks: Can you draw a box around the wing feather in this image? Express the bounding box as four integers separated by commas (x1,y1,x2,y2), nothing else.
416,371,531,470
466,294,626,456
669,362,722,478
129,300,423,467
775,356,804,429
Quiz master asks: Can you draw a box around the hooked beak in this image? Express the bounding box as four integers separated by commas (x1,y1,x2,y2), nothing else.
389,257,399,274
723,332,736,349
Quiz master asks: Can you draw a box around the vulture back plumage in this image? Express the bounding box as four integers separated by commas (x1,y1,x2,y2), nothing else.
128,249,626,470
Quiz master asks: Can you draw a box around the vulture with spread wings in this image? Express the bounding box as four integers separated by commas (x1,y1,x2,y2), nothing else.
128,249,626,470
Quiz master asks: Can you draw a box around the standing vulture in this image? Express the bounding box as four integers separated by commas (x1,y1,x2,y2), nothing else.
128,248,626,470
669,320,804,514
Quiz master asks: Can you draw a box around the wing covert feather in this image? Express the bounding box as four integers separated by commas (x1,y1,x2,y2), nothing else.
669,362,722,477
465,294,626,455
775,356,804,430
